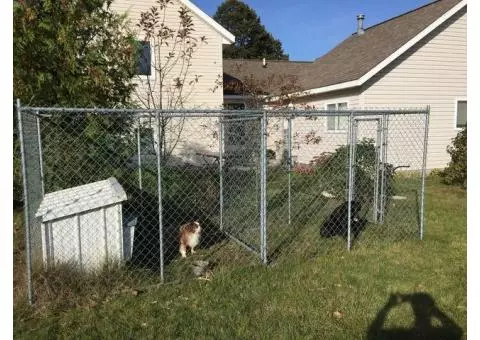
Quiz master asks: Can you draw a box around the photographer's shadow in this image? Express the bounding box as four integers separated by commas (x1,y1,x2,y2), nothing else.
367,293,463,340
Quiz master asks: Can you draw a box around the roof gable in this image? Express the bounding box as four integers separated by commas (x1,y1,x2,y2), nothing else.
223,0,466,99
300,0,466,94
179,0,235,44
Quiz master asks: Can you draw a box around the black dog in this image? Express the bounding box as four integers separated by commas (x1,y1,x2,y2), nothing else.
320,200,367,243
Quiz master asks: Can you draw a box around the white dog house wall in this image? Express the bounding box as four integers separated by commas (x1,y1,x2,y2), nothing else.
35,177,133,271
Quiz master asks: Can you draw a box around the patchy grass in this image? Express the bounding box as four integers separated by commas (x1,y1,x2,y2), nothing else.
13,209,27,308
13,175,466,338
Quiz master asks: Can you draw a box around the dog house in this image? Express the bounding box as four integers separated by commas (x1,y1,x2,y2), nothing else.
35,177,132,271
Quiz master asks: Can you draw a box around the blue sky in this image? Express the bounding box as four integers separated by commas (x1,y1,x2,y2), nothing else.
193,0,434,61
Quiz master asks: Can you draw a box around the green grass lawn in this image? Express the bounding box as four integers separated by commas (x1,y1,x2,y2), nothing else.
13,175,466,339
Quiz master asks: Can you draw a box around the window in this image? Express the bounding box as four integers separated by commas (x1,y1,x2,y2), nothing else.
224,102,245,110
223,103,247,153
135,40,152,76
326,102,348,131
456,100,467,129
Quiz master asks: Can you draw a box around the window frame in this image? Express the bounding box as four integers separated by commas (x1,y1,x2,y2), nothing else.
454,97,467,130
135,39,155,80
325,101,349,133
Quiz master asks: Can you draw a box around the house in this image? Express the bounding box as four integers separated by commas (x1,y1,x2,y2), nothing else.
111,0,234,109
110,0,235,163
223,0,467,170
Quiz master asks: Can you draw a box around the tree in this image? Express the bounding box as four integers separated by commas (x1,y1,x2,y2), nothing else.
13,0,139,196
213,0,288,60
13,0,137,107
135,0,211,157
222,61,323,166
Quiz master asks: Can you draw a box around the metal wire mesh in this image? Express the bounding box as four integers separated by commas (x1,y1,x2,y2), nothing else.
16,105,43,304
266,113,353,260
266,111,429,259
221,115,263,260
17,105,429,305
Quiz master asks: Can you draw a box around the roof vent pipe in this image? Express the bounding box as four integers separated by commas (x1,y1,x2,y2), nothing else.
262,57,267,67
357,14,365,35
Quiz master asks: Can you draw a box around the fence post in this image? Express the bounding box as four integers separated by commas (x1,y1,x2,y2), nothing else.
155,111,164,283
35,113,45,196
219,118,224,231
260,111,268,264
17,99,34,305
378,113,389,224
136,118,143,191
287,116,292,225
420,107,430,240
373,119,382,223
347,112,355,251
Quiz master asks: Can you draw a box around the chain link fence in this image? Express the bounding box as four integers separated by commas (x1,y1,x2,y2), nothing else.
16,103,429,305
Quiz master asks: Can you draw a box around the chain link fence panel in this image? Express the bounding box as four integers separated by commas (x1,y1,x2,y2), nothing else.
17,105,429,305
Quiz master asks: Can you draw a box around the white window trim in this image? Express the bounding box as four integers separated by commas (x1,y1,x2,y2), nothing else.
324,100,349,133
454,97,467,130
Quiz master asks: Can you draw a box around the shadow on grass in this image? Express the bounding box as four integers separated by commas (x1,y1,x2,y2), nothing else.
367,293,463,340
267,189,330,263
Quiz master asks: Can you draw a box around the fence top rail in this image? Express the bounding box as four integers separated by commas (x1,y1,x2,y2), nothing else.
18,104,429,117
269,108,429,117
19,107,264,117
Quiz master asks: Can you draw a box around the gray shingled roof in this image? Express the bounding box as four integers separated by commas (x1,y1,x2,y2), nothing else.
36,177,127,222
223,0,463,94
223,59,314,95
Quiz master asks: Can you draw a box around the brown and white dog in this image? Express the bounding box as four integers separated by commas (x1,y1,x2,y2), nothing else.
179,221,201,258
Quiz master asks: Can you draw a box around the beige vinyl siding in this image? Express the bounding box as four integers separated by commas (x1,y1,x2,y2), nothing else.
110,0,225,109
158,116,221,164
362,7,467,170
287,88,361,164
253,89,361,165
299,88,361,109
110,0,228,163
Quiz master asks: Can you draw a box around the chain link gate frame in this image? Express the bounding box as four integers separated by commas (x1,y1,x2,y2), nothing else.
16,100,429,305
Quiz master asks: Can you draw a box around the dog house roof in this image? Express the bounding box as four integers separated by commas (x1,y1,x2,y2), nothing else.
35,177,127,222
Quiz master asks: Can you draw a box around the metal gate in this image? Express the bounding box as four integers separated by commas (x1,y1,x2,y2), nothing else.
351,117,387,224
220,114,267,263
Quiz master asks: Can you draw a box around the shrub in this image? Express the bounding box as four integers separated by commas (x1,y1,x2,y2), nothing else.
440,127,467,187
312,138,394,204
